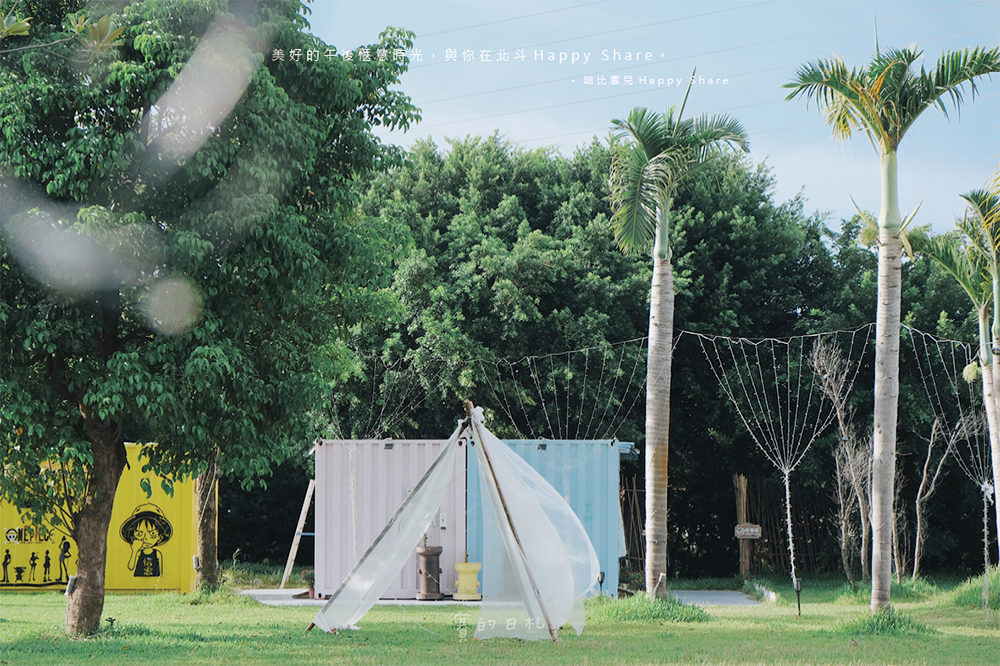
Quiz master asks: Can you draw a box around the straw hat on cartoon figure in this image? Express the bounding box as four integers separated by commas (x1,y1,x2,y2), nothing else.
120,504,173,577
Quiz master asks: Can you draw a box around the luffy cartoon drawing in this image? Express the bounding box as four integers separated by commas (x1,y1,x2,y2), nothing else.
120,504,173,577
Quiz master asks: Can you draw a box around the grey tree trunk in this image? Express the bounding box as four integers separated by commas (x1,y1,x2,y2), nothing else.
645,248,674,598
834,448,857,587
195,459,219,591
66,411,127,635
912,421,950,580
871,149,903,611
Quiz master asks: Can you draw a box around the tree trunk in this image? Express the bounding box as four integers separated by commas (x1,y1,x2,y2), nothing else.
645,241,674,598
981,357,1000,565
892,465,907,583
846,436,872,583
66,412,127,635
858,479,871,583
195,459,219,591
871,149,903,612
733,474,751,577
912,420,950,580
989,310,1000,564
783,470,797,585
834,449,856,587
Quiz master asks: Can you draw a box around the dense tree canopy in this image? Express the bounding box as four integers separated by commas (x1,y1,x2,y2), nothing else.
323,133,990,580
324,134,651,442
1,0,417,633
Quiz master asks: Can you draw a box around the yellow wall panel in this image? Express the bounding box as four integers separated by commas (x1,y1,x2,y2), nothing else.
1,444,208,594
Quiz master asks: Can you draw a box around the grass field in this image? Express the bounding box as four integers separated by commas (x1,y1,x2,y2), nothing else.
1,567,997,665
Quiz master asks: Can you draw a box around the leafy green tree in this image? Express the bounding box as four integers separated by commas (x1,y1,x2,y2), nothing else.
1,0,417,634
327,135,651,443
785,44,1000,610
664,154,844,577
608,101,748,597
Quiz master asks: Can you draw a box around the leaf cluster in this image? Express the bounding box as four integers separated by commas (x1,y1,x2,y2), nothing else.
0,0,420,525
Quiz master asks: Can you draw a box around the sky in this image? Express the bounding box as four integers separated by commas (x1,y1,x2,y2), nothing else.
297,0,1000,234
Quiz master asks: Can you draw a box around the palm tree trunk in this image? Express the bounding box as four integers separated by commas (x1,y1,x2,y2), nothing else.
871,149,903,612
989,316,1000,564
645,232,674,598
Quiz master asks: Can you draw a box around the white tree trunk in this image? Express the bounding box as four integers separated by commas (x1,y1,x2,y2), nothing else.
871,149,903,612
989,322,1000,564
645,233,674,598
783,470,797,584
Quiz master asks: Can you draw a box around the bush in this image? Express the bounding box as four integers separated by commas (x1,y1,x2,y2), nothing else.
835,607,933,636
951,567,1000,610
586,593,710,624
834,577,937,604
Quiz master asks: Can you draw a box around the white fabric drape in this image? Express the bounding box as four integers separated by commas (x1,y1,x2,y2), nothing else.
310,419,468,632
310,406,599,641
470,409,600,639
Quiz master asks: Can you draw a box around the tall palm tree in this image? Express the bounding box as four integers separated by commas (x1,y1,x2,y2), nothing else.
915,220,999,560
609,91,748,597
960,189,1000,560
785,45,1000,611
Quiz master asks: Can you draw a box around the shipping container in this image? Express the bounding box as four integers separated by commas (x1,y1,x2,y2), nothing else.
313,438,468,599
1,443,204,594
313,437,632,599
467,439,631,597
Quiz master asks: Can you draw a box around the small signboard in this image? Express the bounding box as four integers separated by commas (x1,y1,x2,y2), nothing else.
735,523,761,539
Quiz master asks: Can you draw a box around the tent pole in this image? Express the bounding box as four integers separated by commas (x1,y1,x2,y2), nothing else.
308,420,471,632
467,401,559,641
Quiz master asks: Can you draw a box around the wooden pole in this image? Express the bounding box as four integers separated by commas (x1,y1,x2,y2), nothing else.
467,400,559,641
281,479,316,590
733,474,750,577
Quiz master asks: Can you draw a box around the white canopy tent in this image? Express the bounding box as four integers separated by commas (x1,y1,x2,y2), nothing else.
308,402,600,640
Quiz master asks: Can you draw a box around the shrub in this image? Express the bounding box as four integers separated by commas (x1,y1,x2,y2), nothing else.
834,577,937,605
586,592,710,623
835,607,933,636
951,567,1000,610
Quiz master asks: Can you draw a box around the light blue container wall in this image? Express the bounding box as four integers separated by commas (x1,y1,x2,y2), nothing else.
467,440,628,597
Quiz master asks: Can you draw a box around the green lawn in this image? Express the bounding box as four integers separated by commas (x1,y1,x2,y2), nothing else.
1,571,997,665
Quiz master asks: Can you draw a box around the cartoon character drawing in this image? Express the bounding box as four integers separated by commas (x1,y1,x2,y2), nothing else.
29,551,37,582
57,537,72,582
120,504,173,577
1,549,9,583
43,550,51,582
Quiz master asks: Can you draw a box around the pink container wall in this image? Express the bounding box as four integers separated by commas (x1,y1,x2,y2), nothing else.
314,438,468,599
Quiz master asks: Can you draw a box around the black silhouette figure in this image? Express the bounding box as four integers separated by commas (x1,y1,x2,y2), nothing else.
43,550,51,582
58,537,71,582
1,549,9,583
120,504,173,577
29,552,37,582
14,566,25,582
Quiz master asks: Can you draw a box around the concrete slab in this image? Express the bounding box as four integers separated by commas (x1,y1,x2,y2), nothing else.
670,590,760,606
242,588,760,608
240,589,482,607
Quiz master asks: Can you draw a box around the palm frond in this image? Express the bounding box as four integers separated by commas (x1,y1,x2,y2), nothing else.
787,46,1000,153
917,231,991,308
689,113,751,152
784,57,887,146
609,103,749,257
609,142,658,256
960,189,1000,271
